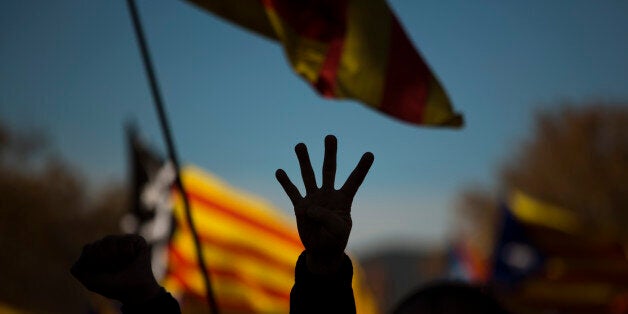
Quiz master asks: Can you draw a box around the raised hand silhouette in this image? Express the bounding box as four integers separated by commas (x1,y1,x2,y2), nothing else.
71,234,161,305
71,234,181,313
276,135,374,274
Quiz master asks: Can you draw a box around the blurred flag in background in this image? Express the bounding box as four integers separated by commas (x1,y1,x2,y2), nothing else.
490,190,628,314
184,0,463,127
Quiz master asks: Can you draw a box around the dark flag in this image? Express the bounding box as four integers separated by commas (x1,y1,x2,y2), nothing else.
121,124,176,281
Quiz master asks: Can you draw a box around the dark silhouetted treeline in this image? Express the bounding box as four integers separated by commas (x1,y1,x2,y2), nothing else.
0,122,127,313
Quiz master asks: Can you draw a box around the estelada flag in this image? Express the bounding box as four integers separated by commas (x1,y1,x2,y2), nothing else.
185,0,463,127
490,190,628,313
162,166,379,313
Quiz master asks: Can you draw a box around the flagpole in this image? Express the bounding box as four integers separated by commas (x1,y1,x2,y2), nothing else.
124,1,220,313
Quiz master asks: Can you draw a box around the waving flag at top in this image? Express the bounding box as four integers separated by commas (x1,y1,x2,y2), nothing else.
185,0,463,127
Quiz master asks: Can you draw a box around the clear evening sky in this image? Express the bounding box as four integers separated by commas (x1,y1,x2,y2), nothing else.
2,0,627,253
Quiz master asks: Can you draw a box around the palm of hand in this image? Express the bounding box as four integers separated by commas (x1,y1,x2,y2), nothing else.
276,135,374,267
295,189,353,256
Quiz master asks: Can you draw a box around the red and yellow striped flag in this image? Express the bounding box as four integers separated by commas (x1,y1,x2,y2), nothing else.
162,166,378,313
186,0,463,127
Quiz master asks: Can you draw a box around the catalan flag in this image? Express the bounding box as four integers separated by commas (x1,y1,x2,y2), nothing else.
491,190,628,314
185,0,463,127
162,166,378,313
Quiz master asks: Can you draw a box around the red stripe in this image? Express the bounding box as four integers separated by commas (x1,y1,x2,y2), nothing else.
314,38,344,97
380,13,431,124
182,190,303,249
262,0,347,41
177,224,297,275
168,245,291,303
168,269,204,299
258,0,348,96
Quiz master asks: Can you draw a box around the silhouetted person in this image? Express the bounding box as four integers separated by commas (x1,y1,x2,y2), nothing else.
393,281,507,314
71,234,181,313
277,135,506,314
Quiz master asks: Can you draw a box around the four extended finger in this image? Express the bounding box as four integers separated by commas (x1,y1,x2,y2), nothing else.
321,135,337,190
340,152,374,197
275,169,302,205
295,143,318,193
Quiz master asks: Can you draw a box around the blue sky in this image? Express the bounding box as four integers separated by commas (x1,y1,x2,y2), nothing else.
2,0,627,253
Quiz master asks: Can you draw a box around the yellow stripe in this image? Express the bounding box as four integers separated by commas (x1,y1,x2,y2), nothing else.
174,190,301,249
264,8,328,84
170,230,295,293
334,0,390,105
510,190,581,234
186,1,328,86
174,219,298,275
351,255,380,314
162,277,183,296
172,194,301,266
181,166,299,240
171,265,289,312
422,74,461,126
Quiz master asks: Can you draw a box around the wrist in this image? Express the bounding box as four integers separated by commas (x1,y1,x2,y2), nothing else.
295,251,354,286
120,285,181,314
121,280,162,305
305,251,345,275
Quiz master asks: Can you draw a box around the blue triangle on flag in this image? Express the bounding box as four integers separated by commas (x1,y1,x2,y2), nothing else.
492,203,545,285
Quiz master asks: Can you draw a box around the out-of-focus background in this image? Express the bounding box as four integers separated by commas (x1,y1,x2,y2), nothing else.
1,0,628,313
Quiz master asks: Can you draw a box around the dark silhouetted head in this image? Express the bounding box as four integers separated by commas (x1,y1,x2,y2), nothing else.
392,281,508,314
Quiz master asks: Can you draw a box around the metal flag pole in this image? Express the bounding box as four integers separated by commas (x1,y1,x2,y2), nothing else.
124,0,220,312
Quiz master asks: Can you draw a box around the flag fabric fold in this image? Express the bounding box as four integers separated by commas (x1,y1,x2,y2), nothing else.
185,0,463,127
